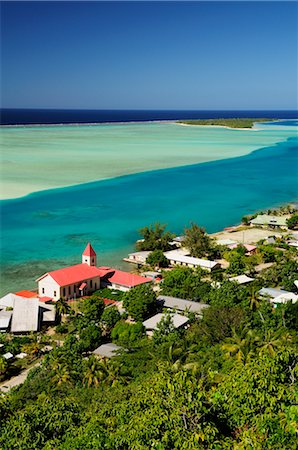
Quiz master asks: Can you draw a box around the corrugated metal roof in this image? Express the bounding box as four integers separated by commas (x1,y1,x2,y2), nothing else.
143,313,189,330
250,215,288,226
10,297,39,333
164,251,219,269
93,343,123,358
259,287,289,298
229,275,255,284
157,295,209,314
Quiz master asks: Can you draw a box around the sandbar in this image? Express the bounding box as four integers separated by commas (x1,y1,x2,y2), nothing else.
0,121,296,200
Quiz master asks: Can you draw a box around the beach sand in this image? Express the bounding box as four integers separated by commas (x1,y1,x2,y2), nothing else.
1,121,296,199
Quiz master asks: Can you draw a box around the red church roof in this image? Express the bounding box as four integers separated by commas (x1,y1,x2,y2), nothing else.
82,243,96,257
98,267,151,288
36,264,101,287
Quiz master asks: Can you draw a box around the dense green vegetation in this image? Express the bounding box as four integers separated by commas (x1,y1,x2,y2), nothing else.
1,290,297,449
136,222,175,252
177,118,276,128
1,215,298,449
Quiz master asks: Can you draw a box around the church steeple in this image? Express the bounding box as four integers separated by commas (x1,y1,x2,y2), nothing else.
82,243,97,266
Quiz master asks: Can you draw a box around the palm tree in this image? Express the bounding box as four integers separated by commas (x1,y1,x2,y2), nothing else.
221,328,259,364
258,330,292,357
55,298,71,323
51,362,72,386
83,356,108,387
248,286,265,323
22,336,42,359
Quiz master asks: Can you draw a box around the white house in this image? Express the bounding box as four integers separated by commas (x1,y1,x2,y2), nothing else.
126,251,151,265
142,312,189,337
36,243,101,300
250,215,289,229
164,250,220,272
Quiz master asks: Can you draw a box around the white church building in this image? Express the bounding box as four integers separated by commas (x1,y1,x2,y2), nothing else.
36,243,102,301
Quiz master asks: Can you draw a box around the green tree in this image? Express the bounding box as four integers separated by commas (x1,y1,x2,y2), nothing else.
123,284,156,321
146,249,169,268
161,266,207,300
83,356,108,387
183,223,213,257
80,296,105,322
55,298,71,322
226,251,246,275
79,324,102,351
136,223,175,251
111,321,145,346
286,214,298,229
100,306,121,332
152,313,179,345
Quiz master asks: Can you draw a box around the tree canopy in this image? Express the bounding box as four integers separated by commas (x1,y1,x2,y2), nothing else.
123,284,157,321
136,222,175,251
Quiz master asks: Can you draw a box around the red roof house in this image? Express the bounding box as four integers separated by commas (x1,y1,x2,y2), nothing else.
98,267,152,291
36,263,102,301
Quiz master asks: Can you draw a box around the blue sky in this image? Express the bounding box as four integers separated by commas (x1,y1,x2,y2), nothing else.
1,1,297,109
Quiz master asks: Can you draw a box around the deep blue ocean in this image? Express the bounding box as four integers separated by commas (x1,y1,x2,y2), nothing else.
1,108,297,125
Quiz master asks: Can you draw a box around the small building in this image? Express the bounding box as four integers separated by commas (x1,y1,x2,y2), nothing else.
10,297,40,334
157,295,209,315
98,267,151,292
250,215,288,229
142,271,162,281
142,312,189,337
228,275,255,285
258,287,290,299
93,343,123,358
126,251,151,265
3,352,14,361
170,236,186,247
0,294,56,333
164,251,220,272
36,243,101,300
272,292,298,305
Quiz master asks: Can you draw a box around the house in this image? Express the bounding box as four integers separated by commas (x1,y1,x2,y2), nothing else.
157,295,209,315
228,275,255,285
93,343,123,358
272,292,298,305
258,287,290,299
258,287,298,305
36,243,102,300
142,271,162,281
0,294,56,333
250,215,289,229
142,312,189,337
164,250,220,272
98,267,151,292
10,297,40,334
126,251,151,265
170,236,186,247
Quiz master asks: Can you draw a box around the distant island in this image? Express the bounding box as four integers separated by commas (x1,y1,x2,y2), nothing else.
177,118,276,128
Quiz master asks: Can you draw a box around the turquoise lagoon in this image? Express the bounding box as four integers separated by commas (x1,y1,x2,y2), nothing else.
0,120,297,294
